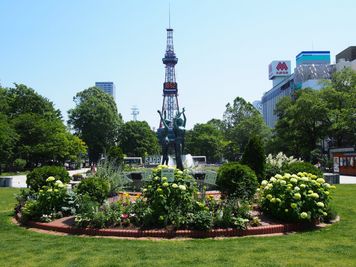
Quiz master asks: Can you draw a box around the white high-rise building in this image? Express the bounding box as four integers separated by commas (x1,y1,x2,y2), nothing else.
95,82,116,99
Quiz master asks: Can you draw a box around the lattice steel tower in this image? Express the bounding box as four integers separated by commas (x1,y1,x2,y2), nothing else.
159,27,179,128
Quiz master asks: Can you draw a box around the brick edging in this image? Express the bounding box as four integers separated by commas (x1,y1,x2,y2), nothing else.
16,214,315,238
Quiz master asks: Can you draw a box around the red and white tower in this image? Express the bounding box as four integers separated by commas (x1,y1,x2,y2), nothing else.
159,27,179,128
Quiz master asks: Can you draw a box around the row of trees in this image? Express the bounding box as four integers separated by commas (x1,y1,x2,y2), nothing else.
0,85,160,172
0,84,87,172
185,68,356,164
185,97,271,163
2,68,353,170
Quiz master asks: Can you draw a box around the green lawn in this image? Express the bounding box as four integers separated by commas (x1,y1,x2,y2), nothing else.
1,186,356,267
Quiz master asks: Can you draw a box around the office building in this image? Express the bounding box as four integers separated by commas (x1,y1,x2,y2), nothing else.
335,46,356,71
262,51,335,128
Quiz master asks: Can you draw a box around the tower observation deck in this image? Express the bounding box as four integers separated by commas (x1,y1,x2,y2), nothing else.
159,28,179,128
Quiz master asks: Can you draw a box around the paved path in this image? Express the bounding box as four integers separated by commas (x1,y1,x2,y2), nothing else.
340,175,356,184
1,169,356,187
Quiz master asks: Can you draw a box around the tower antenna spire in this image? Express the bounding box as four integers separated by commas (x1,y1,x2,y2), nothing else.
168,1,171,28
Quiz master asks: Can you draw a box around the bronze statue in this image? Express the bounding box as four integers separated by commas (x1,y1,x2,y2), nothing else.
157,108,186,170
157,110,171,165
173,108,186,170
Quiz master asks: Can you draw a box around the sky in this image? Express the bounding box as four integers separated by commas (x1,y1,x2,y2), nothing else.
1,0,356,129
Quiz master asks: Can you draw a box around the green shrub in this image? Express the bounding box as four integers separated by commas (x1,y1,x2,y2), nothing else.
259,172,335,222
76,177,110,204
241,136,265,182
282,162,322,177
27,166,70,191
217,162,258,200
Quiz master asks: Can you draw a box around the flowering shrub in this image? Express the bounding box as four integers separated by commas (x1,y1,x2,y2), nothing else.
266,152,302,168
132,165,203,229
18,176,74,223
259,172,335,222
130,165,252,230
265,152,303,179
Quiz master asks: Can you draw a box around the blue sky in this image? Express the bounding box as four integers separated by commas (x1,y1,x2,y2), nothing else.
1,0,355,129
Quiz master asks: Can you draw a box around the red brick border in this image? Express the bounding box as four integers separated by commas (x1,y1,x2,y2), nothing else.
16,214,315,239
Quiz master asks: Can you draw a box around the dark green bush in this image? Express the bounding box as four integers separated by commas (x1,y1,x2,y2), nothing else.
282,162,323,177
76,177,110,204
217,162,258,200
26,166,70,191
241,136,266,182
13,158,27,172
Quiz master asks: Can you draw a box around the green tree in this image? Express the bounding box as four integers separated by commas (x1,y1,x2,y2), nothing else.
1,84,86,168
120,121,159,158
185,122,224,163
0,113,17,173
6,84,61,119
320,68,356,147
273,89,330,161
68,87,122,163
241,135,266,182
223,97,270,151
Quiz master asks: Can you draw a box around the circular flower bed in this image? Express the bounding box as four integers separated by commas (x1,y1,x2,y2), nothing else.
14,166,338,238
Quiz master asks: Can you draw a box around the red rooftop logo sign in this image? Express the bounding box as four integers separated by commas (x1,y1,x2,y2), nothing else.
276,62,288,71
276,61,289,75
269,60,291,80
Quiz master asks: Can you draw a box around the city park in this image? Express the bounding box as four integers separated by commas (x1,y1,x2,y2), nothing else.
1,29,356,267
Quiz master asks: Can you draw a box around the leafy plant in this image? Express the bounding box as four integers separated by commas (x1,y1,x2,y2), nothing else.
26,166,70,191
212,198,250,229
76,177,110,204
75,202,122,229
217,162,258,200
95,160,131,196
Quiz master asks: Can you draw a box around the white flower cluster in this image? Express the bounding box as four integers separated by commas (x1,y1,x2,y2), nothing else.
259,172,335,221
266,152,303,168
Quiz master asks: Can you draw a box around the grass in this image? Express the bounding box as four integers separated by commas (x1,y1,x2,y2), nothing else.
0,171,28,176
0,186,356,266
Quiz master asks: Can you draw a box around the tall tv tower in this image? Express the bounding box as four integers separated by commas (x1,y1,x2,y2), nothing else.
159,26,179,128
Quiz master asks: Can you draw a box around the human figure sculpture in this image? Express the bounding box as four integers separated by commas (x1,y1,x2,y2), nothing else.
157,110,171,165
173,107,186,170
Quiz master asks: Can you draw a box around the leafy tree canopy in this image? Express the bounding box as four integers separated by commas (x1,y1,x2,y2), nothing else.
68,87,122,163
120,120,160,158
185,122,224,163
223,97,270,151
